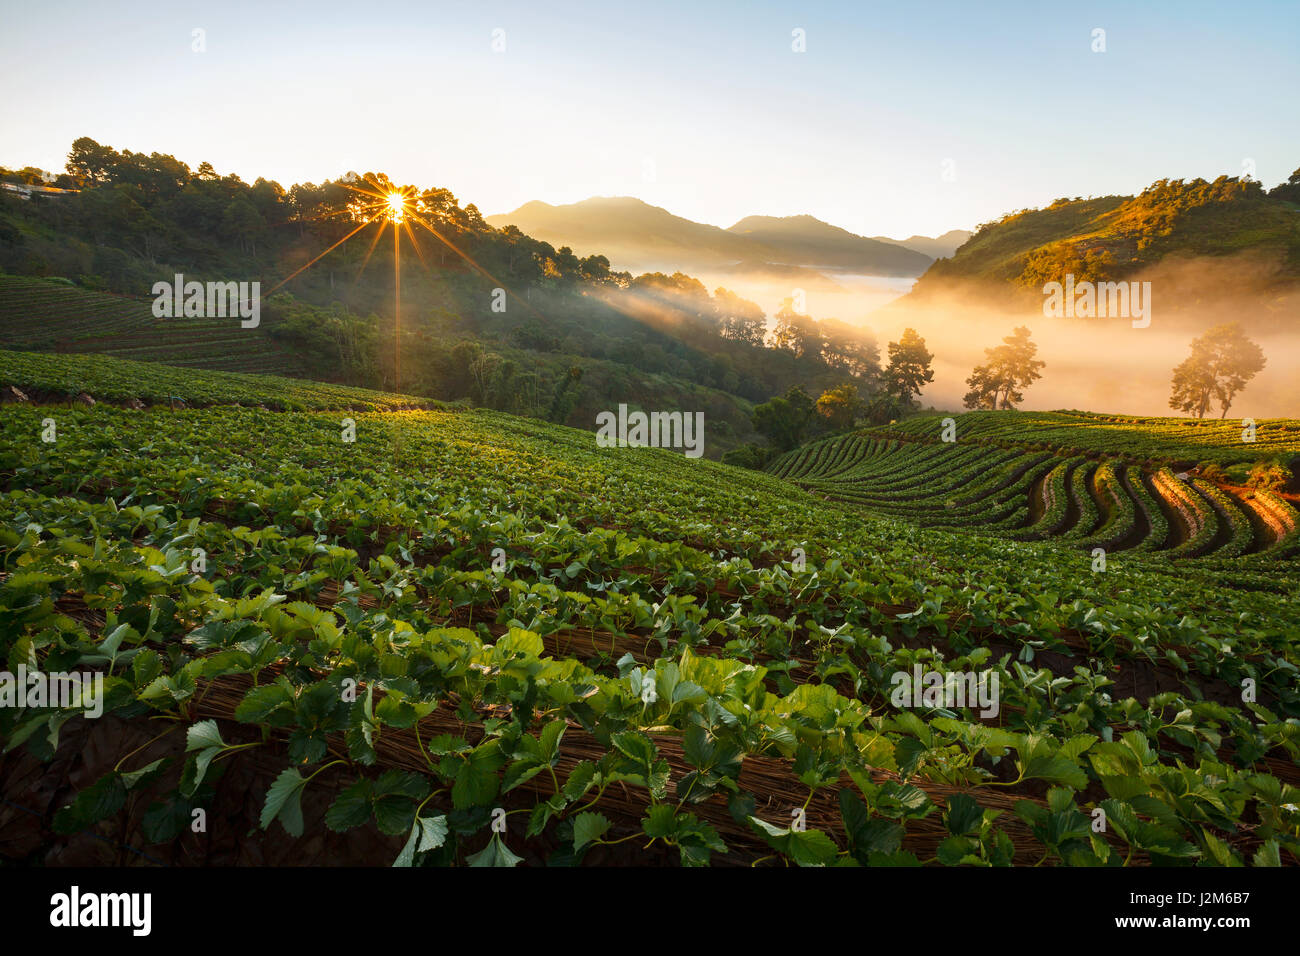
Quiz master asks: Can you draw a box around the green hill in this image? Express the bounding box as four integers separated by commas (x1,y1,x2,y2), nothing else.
1,138,889,454
904,174,1300,313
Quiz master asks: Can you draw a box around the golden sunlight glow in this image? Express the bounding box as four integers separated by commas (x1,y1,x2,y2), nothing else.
268,171,549,390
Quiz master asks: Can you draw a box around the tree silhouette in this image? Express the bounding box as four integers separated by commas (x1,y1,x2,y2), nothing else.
963,326,1045,410
1168,323,1266,419
883,327,934,405
771,298,821,358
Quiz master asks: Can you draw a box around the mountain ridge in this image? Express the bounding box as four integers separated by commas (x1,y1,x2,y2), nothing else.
869,229,973,259
486,197,948,278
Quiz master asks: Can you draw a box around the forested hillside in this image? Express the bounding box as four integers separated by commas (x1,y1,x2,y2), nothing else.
0,139,891,455
903,172,1300,321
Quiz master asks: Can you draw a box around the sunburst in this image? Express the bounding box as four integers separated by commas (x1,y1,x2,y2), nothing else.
266,172,545,391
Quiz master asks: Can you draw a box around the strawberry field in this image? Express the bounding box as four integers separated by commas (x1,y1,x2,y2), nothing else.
2,358,1299,867
768,414,1300,563
0,276,308,376
0,348,428,411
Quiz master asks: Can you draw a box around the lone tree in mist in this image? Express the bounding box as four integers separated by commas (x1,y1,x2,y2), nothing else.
1168,322,1266,419
883,328,934,406
962,326,1045,410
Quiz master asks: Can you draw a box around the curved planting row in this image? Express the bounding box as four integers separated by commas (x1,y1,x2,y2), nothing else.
878,409,1300,467
1058,463,1102,542
771,425,1299,561
1214,488,1300,568
1078,462,1139,551
821,449,1023,512
1125,468,1171,553
1150,468,1220,558
812,445,995,503
1253,490,1300,554
1190,479,1255,559
1016,460,1076,540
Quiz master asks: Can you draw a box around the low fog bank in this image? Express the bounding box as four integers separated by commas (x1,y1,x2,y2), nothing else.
707,253,1298,419
889,306,1300,418
879,253,1298,417
690,268,916,324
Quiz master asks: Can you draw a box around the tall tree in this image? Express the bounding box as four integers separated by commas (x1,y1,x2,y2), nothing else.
883,327,934,405
771,298,821,358
65,136,119,186
752,385,816,451
820,319,881,384
963,326,1045,410
815,383,864,430
1169,323,1266,419
714,287,767,348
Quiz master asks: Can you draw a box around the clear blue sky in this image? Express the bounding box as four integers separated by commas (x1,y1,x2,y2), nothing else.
2,0,1296,238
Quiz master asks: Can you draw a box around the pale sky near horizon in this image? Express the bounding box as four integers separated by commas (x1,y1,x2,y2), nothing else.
1,0,1297,239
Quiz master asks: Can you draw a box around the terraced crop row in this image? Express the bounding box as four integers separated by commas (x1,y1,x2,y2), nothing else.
768,422,1300,562
0,275,307,375
0,277,155,343
879,409,1300,466
1078,463,1139,551
0,348,431,411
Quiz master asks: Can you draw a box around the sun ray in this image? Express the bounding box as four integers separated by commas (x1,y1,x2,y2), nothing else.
353,218,388,281
401,218,432,272
263,175,550,393
265,220,370,295
407,212,549,321
393,218,401,388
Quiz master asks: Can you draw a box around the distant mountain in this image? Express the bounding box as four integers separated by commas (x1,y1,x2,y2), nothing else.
486,197,770,273
869,230,972,260
725,214,933,276
486,198,934,278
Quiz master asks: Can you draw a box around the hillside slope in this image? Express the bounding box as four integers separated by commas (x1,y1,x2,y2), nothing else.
901,176,1300,319
0,347,434,410
0,275,312,376
0,347,766,457
3,372,1297,866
